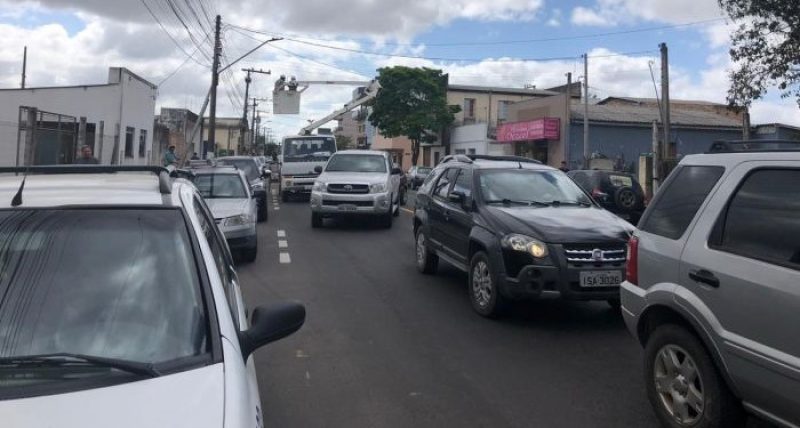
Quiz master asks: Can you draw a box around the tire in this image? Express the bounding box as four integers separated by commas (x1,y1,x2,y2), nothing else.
615,186,639,211
240,245,257,263
281,192,289,203
644,325,745,428
257,198,268,223
415,228,438,274
381,209,393,228
469,251,507,318
607,298,621,311
311,212,323,228
400,188,408,207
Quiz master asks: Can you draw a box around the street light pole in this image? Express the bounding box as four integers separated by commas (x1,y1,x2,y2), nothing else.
208,15,221,155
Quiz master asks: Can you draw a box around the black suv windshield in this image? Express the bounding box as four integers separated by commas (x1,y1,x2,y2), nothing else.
0,209,208,389
194,174,248,199
326,154,387,173
479,169,592,206
219,158,259,181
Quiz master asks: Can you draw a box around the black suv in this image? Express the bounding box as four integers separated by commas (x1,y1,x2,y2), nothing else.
414,155,635,317
567,170,645,223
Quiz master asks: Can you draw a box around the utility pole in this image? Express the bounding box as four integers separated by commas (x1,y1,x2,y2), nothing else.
208,15,222,154
21,46,27,89
251,98,258,151
583,54,590,168
564,72,572,168
660,43,670,164
240,68,271,153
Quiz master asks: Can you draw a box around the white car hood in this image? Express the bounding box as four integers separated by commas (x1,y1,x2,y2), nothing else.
0,364,224,428
320,171,387,185
205,198,251,219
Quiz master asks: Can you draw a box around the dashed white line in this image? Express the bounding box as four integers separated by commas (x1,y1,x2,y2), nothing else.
279,252,291,264
274,206,280,211
277,230,286,238
278,240,288,248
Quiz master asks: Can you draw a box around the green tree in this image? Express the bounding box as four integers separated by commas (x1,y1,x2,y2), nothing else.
369,66,459,166
719,0,800,107
336,135,355,149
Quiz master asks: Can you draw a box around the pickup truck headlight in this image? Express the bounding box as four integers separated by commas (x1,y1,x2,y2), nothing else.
312,181,327,192
370,182,387,193
501,234,548,258
224,214,254,227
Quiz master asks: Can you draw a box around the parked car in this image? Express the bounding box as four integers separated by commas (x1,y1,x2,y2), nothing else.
192,168,259,263
414,154,635,317
407,166,432,190
621,145,800,428
0,165,305,428
188,159,216,169
217,156,268,222
309,150,403,228
567,169,645,223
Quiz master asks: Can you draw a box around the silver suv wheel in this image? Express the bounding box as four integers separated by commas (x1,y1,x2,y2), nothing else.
653,344,705,426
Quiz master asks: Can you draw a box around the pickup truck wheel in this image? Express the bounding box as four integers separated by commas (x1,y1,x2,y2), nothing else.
644,325,744,428
311,212,323,228
469,251,507,318
257,199,268,223
415,229,438,274
381,209,393,228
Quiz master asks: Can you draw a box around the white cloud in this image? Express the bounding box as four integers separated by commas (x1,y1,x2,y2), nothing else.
570,0,724,27
571,7,615,27
546,8,562,27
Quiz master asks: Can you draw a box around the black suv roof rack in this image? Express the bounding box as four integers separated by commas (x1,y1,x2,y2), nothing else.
708,139,800,153
440,154,542,165
0,165,173,194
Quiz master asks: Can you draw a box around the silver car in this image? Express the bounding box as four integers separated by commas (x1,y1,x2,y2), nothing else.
309,150,403,228
621,146,800,428
193,168,259,262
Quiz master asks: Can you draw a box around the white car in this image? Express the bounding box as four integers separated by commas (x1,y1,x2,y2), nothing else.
309,150,403,228
0,165,304,428
192,168,259,262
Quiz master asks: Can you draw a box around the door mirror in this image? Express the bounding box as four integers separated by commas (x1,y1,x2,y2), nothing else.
391,167,403,175
314,165,323,174
448,190,470,210
239,302,306,360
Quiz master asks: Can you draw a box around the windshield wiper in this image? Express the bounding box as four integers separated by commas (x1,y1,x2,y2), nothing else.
485,198,549,207
549,200,592,207
0,353,160,377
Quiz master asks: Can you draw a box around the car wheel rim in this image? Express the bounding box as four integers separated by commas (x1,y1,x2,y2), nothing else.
653,344,705,426
472,261,492,308
416,233,426,265
620,191,635,208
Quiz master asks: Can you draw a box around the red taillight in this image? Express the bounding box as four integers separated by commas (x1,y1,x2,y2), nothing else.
626,236,639,286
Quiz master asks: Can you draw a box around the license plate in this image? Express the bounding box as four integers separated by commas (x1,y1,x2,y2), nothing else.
579,271,622,288
338,204,357,211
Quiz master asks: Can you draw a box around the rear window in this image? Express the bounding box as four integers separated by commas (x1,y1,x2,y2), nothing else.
640,166,724,240
609,175,633,188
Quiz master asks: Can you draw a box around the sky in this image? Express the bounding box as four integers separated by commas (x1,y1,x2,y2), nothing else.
0,0,797,140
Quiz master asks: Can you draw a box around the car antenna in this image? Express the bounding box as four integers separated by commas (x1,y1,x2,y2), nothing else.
10,165,31,207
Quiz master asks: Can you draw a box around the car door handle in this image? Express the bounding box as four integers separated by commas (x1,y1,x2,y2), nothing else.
689,269,720,288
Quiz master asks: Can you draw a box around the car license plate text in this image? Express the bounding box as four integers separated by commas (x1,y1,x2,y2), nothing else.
579,271,622,287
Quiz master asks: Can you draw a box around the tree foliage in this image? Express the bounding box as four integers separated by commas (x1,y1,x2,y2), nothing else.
719,0,800,107
369,66,459,165
335,135,355,149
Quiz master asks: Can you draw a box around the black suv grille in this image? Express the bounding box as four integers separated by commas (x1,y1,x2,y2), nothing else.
328,184,369,194
563,244,626,264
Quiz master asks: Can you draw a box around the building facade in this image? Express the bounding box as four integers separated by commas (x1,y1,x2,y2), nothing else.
202,117,247,156
154,108,201,163
0,67,157,166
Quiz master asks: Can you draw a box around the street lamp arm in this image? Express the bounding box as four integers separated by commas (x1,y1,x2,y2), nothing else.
219,37,282,74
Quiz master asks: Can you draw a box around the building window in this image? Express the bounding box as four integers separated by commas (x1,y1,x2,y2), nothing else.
463,98,476,118
468,148,476,155
497,100,512,122
455,149,467,155
124,127,135,158
138,129,147,158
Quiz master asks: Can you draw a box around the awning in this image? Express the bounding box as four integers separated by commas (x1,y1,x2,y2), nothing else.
497,117,560,143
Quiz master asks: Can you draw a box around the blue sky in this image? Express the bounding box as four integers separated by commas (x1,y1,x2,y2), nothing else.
0,0,795,137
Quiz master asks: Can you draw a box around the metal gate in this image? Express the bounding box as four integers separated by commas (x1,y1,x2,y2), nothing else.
16,107,77,166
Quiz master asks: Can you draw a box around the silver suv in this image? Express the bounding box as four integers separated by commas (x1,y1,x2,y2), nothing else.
309,150,403,228
621,144,800,428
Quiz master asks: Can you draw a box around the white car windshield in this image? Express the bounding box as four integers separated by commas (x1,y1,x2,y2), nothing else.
325,154,387,173
194,174,248,199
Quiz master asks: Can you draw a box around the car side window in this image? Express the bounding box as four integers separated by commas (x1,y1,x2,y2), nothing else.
434,168,458,199
193,197,240,327
451,169,473,199
639,166,724,240
569,172,590,191
710,169,800,270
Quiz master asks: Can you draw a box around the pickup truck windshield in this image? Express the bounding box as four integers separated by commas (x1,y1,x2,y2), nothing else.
326,154,387,173
0,209,208,390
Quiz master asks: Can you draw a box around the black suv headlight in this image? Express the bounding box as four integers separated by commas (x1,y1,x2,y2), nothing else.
501,234,549,259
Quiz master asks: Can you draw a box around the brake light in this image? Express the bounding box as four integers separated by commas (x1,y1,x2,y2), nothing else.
626,236,639,286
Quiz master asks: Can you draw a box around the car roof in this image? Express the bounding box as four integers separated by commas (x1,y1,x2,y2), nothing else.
333,149,388,157
192,167,242,175
0,173,190,208
440,157,555,171
218,156,256,162
680,151,800,167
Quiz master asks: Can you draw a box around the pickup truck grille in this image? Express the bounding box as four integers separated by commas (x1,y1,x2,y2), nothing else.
563,244,626,263
328,184,369,194
322,200,374,207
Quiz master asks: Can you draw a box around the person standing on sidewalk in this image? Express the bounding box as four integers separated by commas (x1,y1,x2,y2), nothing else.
74,145,99,164
163,145,180,167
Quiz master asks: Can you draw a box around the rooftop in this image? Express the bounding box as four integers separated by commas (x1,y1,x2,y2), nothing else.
597,97,729,107
448,84,559,97
570,103,742,128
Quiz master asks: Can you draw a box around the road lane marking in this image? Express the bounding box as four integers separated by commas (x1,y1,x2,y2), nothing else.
274,206,280,210
401,207,414,215
277,230,286,237
278,240,288,248
279,252,291,264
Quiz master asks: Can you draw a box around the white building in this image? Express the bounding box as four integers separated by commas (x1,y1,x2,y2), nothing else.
0,67,157,166
449,123,512,156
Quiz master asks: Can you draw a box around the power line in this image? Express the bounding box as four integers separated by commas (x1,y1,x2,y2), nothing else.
157,29,213,86
230,18,724,48
139,0,209,66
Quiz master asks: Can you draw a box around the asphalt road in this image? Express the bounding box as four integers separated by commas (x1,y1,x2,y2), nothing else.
234,190,767,427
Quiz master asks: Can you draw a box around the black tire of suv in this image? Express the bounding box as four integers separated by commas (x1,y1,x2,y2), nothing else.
241,246,257,263
614,186,639,211
281,192,289,203
468,251,507,318
415,229,438,274
311,213,323,228
644,324,745,428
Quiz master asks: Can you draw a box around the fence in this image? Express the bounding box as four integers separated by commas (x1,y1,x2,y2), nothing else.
17,107,77,166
